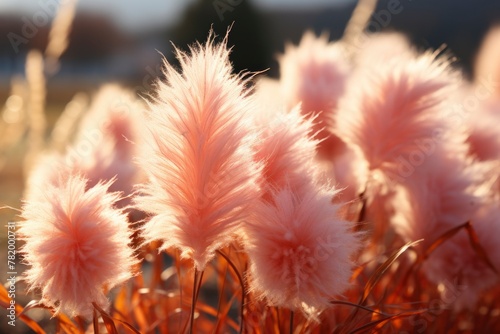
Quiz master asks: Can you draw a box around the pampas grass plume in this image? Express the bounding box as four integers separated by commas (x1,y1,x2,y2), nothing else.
391,151,480,246
19,175,136,318
24,85,143,207
335,51,459,177
246,184,359,313
422,203,500,309
474,25,500,96
76,84,142,158
466,99,500,161
279,31,350,157
254,105,319,199
136,33,262,271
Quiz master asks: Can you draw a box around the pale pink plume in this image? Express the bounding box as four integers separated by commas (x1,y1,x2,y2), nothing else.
74,84,144,198
66,139,138,206
24,139,139,208
246,184,360,313
474,25,500,96
77,84,143,161
422,203,500,309
253,105,319,200
478,160,500,201
249,105,361,307
391,150,481,247
320,147,368,205
388,149,497,309
252,101,363,211
335,51,461,181
466,98,500,161
252,93,363,223
24,85,144,207
279,31,350,158
354,32,415,68
19,175,136,318
23,153,72,201
135,34,262,271
252,76,284,114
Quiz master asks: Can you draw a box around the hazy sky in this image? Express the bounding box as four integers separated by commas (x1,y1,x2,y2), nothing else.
0,0,353,33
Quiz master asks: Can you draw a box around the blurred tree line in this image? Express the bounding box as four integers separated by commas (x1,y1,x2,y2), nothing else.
169,0,272,74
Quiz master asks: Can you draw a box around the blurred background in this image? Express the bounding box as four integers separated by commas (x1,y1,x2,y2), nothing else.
1,0,500,332
1,0,500,96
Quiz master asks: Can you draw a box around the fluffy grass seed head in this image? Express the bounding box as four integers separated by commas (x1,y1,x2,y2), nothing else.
136,33,262,271
335,51,460,177
19,174,136,318
246,184,360,315
279,31,350,157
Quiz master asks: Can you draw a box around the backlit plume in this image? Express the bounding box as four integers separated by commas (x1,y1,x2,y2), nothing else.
136,33,262,270
19,175,136,318
335,51,459,179
279,31,350,158
246,104,360,314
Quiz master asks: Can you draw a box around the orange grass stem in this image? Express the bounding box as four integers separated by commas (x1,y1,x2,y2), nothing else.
217,250,246,334
93,307,99,334
188,268,202,334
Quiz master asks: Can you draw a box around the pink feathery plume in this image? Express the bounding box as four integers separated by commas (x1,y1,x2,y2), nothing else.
18,174,136,318
354,32,415,68
25,148,138,208
68,139,138,206
23,153,72,201
74,84,144,197
474,25,500,96
246,184,360,314
391,150,481,247
279,31,350,158
335,51,461,183
251,76,363,205
479,160,500,201
246,104,360,314
76,84,142,161
24,85,143,207
135,33,262,271
421,203,500,310
349,32,418,191
466,99,500,161
24,140,138,209
253,76,284,114
253,105,319,200
389,150,496,309
321,146,368,205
